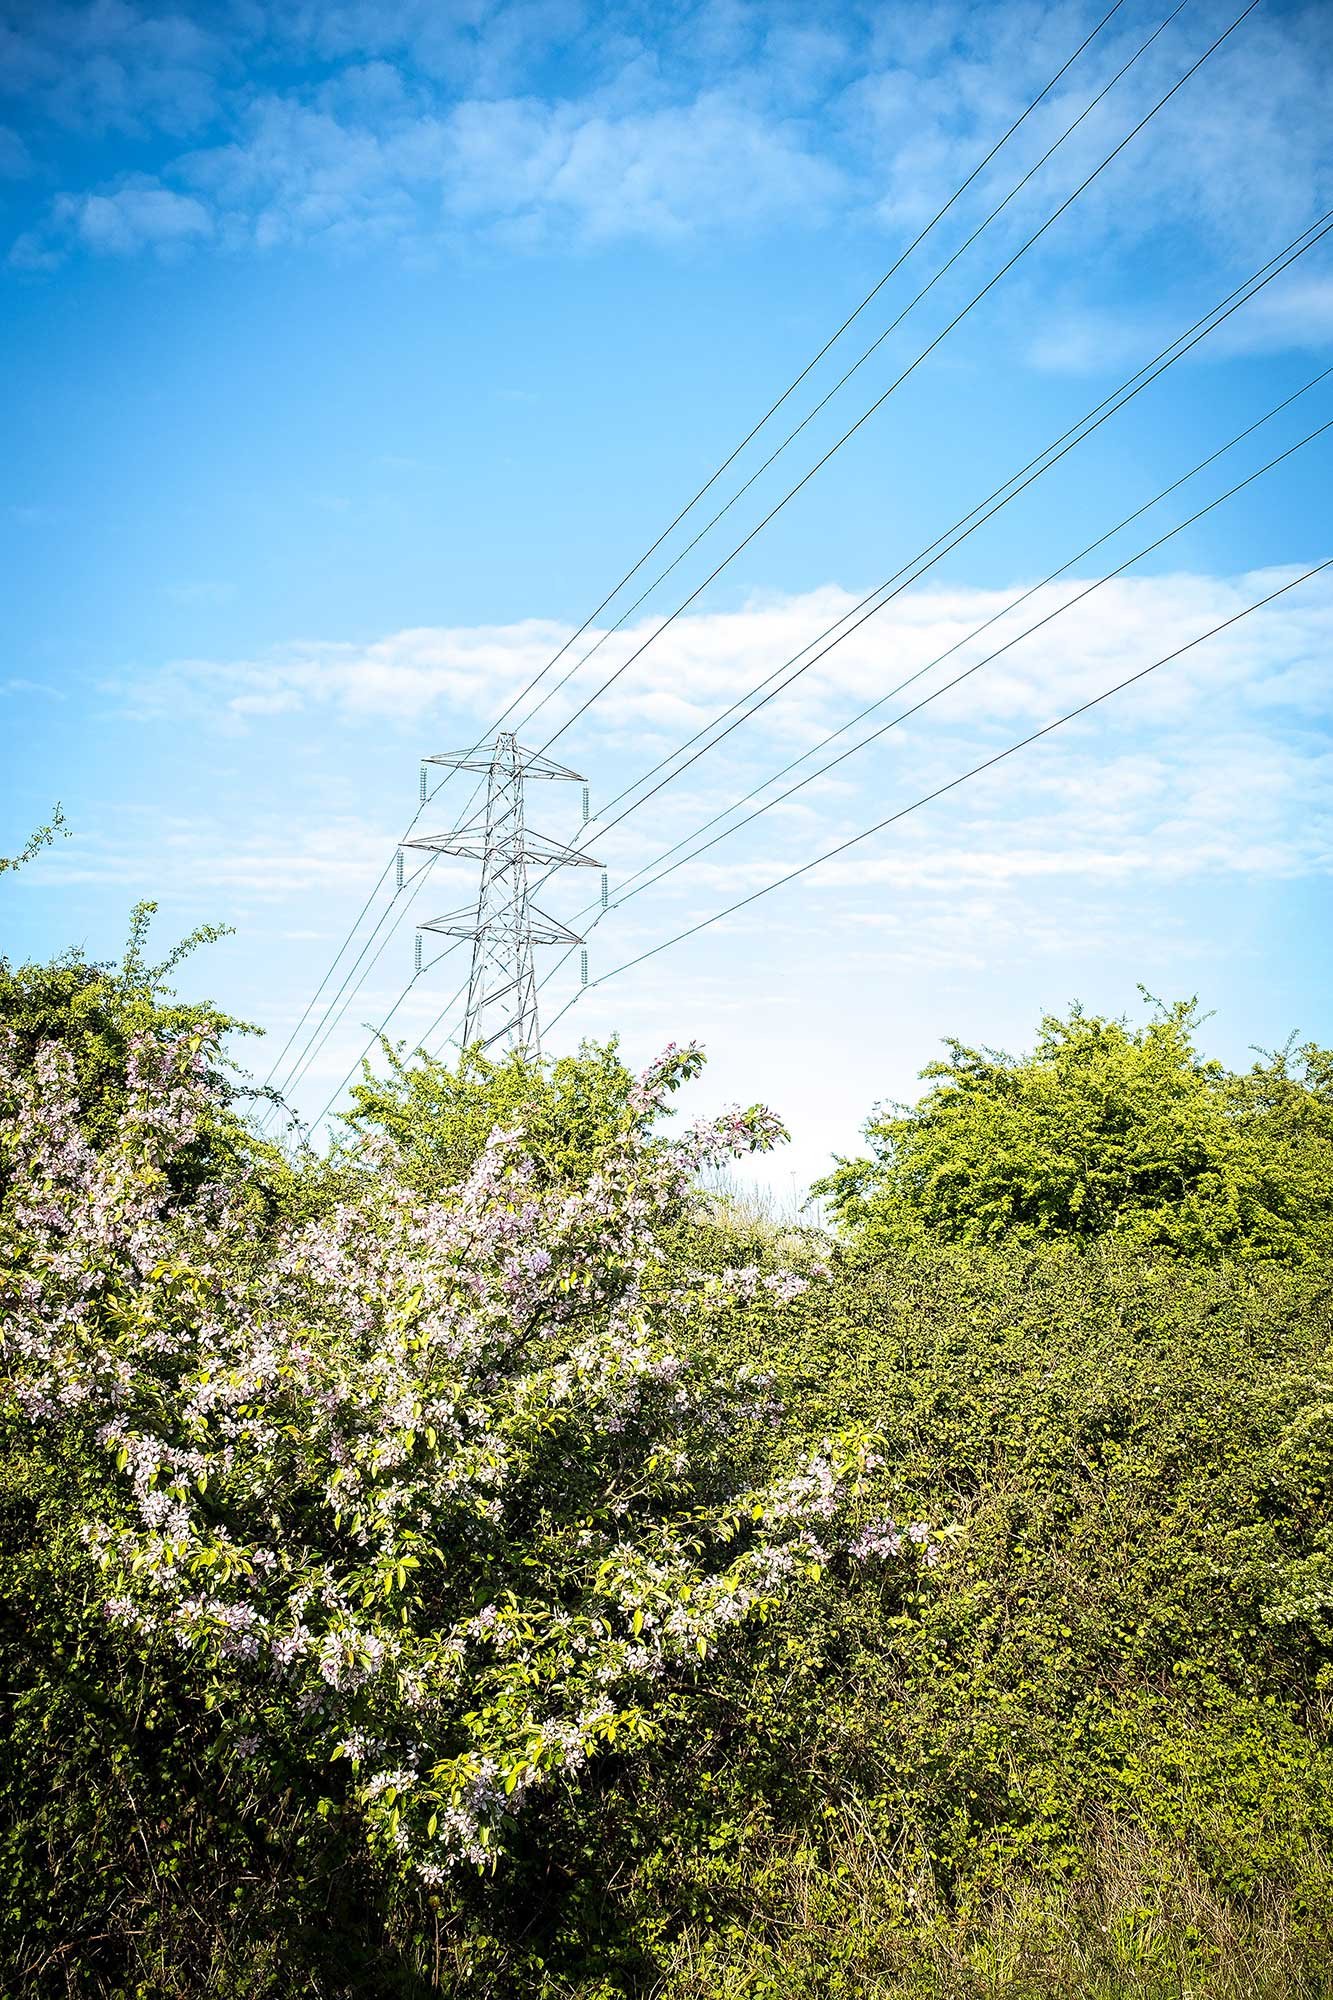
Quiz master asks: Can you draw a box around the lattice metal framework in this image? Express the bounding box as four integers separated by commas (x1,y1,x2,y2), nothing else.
404,733,600,1054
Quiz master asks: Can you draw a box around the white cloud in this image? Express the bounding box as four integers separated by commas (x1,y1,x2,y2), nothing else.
115,566,1333,748
38,811,481,904
1,676,65,698
0,1,228,138
13,176,214,263
6,0,1331,300
178,96,421,249
53,181,214,255
440,90,844,242
1030,272,1333,374
165,85,842,251
96,566,1332,991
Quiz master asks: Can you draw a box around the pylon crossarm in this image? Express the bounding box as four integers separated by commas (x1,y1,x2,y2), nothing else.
523,903,585,944
423,744,585,784
418,905,491,936
420,915,579,947
520,832,603,869
402,831,489,859
508,748,585,783
422,751,503,776
406,831,599,868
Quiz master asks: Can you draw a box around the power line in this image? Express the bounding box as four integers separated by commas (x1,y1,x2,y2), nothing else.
534,0,1258,759
260,3,1255,1111
527,398,1333,1014
512,0,1188,740
602,405,1333,911
263,786,502,1121
493,209,1333,1032
547,556,1333,1018
460,0,1131,745
592,374,1328,908
573,206,1333,848
261,3,1132,1091
258,768,492,1112
266,856,456,1117
294,193,1328,1131
258,781,447,1092
321,203,1331,1115
417,969,473,1062
262,776,502,1117
286,947,471,1140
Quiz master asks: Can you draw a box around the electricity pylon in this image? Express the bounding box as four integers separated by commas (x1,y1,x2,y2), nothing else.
404,732,600,1054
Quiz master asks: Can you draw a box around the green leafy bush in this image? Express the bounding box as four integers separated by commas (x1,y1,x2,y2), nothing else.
1,957,898,1993
5,896,1333,1998
815,997,1333,1262
340,1034,647,1194
573,1243,1333,1997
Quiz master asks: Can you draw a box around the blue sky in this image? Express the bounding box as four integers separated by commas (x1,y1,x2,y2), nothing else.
2,0,1331,1192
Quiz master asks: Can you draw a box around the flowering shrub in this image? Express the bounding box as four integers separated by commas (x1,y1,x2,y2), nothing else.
1,1026,910,1882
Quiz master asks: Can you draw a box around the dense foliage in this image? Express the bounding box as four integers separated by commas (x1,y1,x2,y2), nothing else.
815,997,1333,1262
342,1036,648,1195
600,1241,1333,1998
3,904,1333,1998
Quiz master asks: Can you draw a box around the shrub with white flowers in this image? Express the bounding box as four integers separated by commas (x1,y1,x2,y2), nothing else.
1,1027,918,1880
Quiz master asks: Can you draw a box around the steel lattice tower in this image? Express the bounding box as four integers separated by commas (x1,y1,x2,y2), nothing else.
404,733,600,1054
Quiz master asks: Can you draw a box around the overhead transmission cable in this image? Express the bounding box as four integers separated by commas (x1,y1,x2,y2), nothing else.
303,954,475,1137
583,210,1333,839
510,0,1191,740
327,201,1327,1100
604,366,1333,905
257,802,486,1129
540,557,1333,1031
575,261,1333,868
528,395,1333,1005
520,208,1333,926
257,781,449,1093
268,856,456,1114
263,0,1132,1100
306,203,1332,1117
533,0,1258,759
453,0,1132,745
598,401,1333,911
264,0,1237,1113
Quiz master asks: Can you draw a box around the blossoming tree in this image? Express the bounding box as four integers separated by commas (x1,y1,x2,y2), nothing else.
2,1026,925,1881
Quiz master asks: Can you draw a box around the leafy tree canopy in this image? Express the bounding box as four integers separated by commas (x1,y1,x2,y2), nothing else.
815,996,1333,1262
340,1034,695,1196
0,872,268,1199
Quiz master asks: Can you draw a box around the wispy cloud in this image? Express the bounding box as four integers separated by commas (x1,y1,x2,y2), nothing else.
90,565,1333,975
60,181,211,255
5,0,1331,311
0,1,227,138
112,566,1333,746
1,676,65,699
1030,272,1333,373
37,810,479,904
